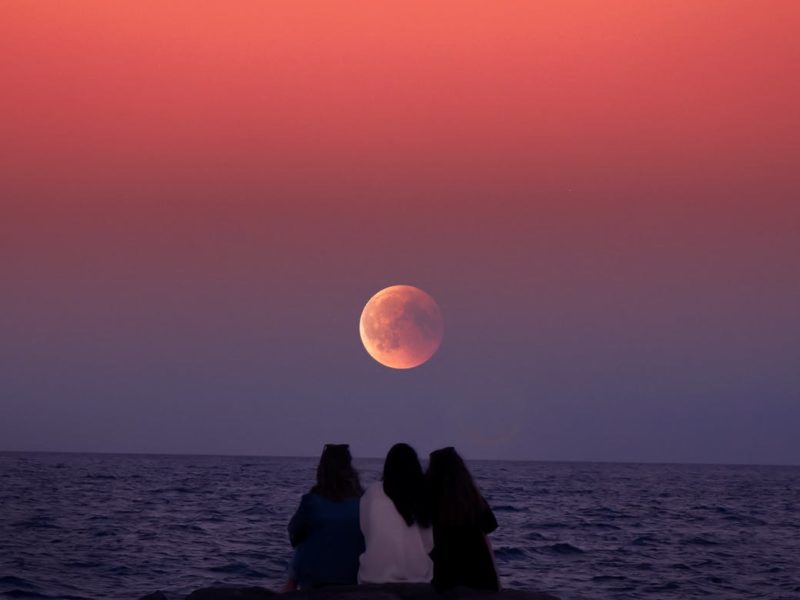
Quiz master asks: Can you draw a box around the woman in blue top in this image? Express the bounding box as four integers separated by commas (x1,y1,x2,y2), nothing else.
285,444,365,590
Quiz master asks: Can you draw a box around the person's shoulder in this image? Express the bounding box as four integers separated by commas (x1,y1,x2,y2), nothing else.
364,480,383,495
300,492,322,505
359,480,378,501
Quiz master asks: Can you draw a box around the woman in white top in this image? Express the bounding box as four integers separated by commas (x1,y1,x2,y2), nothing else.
358,443,434,583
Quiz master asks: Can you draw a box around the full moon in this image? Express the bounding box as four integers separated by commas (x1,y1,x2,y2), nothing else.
359,285,444,369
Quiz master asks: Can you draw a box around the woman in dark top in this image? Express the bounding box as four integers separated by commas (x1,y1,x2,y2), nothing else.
286,444,365,590
426,447,499,592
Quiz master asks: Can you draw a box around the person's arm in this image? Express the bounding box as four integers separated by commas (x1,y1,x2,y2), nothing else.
359,485,371,540
288,494,312,547
479,498,501,590
421,523,434,555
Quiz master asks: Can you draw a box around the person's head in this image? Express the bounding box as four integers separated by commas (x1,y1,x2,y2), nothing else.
426,446,486,528
382,443,431,528
311,443,363,501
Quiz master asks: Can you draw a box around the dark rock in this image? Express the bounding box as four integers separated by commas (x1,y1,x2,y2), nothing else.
143,583,558,600
186,587,276,600
138,593,170,600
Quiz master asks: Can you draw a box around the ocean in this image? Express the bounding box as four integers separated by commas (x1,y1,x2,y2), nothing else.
1,453,798,600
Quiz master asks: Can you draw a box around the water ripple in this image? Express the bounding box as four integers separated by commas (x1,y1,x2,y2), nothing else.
2,453,799,600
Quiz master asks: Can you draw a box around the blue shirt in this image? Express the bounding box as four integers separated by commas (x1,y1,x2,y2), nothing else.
288,492,365,588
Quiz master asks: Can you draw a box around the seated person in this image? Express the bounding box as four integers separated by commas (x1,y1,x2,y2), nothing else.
358,443,433,583
427,447,500,592
286,444,364,590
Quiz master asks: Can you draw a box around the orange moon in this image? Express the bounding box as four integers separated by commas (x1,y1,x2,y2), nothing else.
359,285,444,369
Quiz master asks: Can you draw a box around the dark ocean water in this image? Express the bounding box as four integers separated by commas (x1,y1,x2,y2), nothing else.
1,453,799,600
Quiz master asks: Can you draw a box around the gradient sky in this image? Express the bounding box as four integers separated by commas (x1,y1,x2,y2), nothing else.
2,2,799,464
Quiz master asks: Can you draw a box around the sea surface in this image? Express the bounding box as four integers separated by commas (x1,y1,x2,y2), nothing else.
1,453,799,600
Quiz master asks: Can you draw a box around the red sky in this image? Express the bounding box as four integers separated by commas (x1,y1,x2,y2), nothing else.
2,2,799,462
3,2,797,185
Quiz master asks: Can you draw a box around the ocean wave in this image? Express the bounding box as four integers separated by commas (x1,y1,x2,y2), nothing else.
0,577,37,590
492,505,527,513
525,521,567,529
2,590,51,599
543,543,584,555
11,518,60,530
240,505,276,516
3,453,799,600
580,522,621,530
631,535,658,546
494,547,528,559
208,562,268,578
591,575,627,582
645,581,680,591
684,536,719,546
63,561,103,569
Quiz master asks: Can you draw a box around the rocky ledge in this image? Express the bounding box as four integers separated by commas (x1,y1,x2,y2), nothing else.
139,583,558,600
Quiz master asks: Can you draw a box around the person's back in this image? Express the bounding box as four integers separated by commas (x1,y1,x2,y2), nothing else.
358,482,433,582
427,447,499,592
429,505,497,591
286,444,365,590
358,443,433,583
289,492,363,587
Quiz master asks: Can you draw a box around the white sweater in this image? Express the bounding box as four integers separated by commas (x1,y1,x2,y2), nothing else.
358,481,434,583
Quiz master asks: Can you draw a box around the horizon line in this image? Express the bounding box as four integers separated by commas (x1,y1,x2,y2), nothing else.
1,448,797,469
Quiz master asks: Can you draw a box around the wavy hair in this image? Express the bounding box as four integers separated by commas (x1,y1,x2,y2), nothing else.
311,444,363,501
426,446,487,529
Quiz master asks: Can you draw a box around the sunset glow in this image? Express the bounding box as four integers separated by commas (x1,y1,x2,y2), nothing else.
2,1,799,463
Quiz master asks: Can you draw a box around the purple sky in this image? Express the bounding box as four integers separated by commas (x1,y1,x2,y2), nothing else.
2,3,799,464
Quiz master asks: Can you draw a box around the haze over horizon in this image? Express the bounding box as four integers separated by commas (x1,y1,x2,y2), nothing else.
2,2,799,465
4,449,800,469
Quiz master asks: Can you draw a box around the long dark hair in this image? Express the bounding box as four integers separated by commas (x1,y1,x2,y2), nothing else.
427,447,487,529
311,444,363,501
382,443,431,528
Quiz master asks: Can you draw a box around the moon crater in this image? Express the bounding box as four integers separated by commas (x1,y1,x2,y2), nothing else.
359,285,444,369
